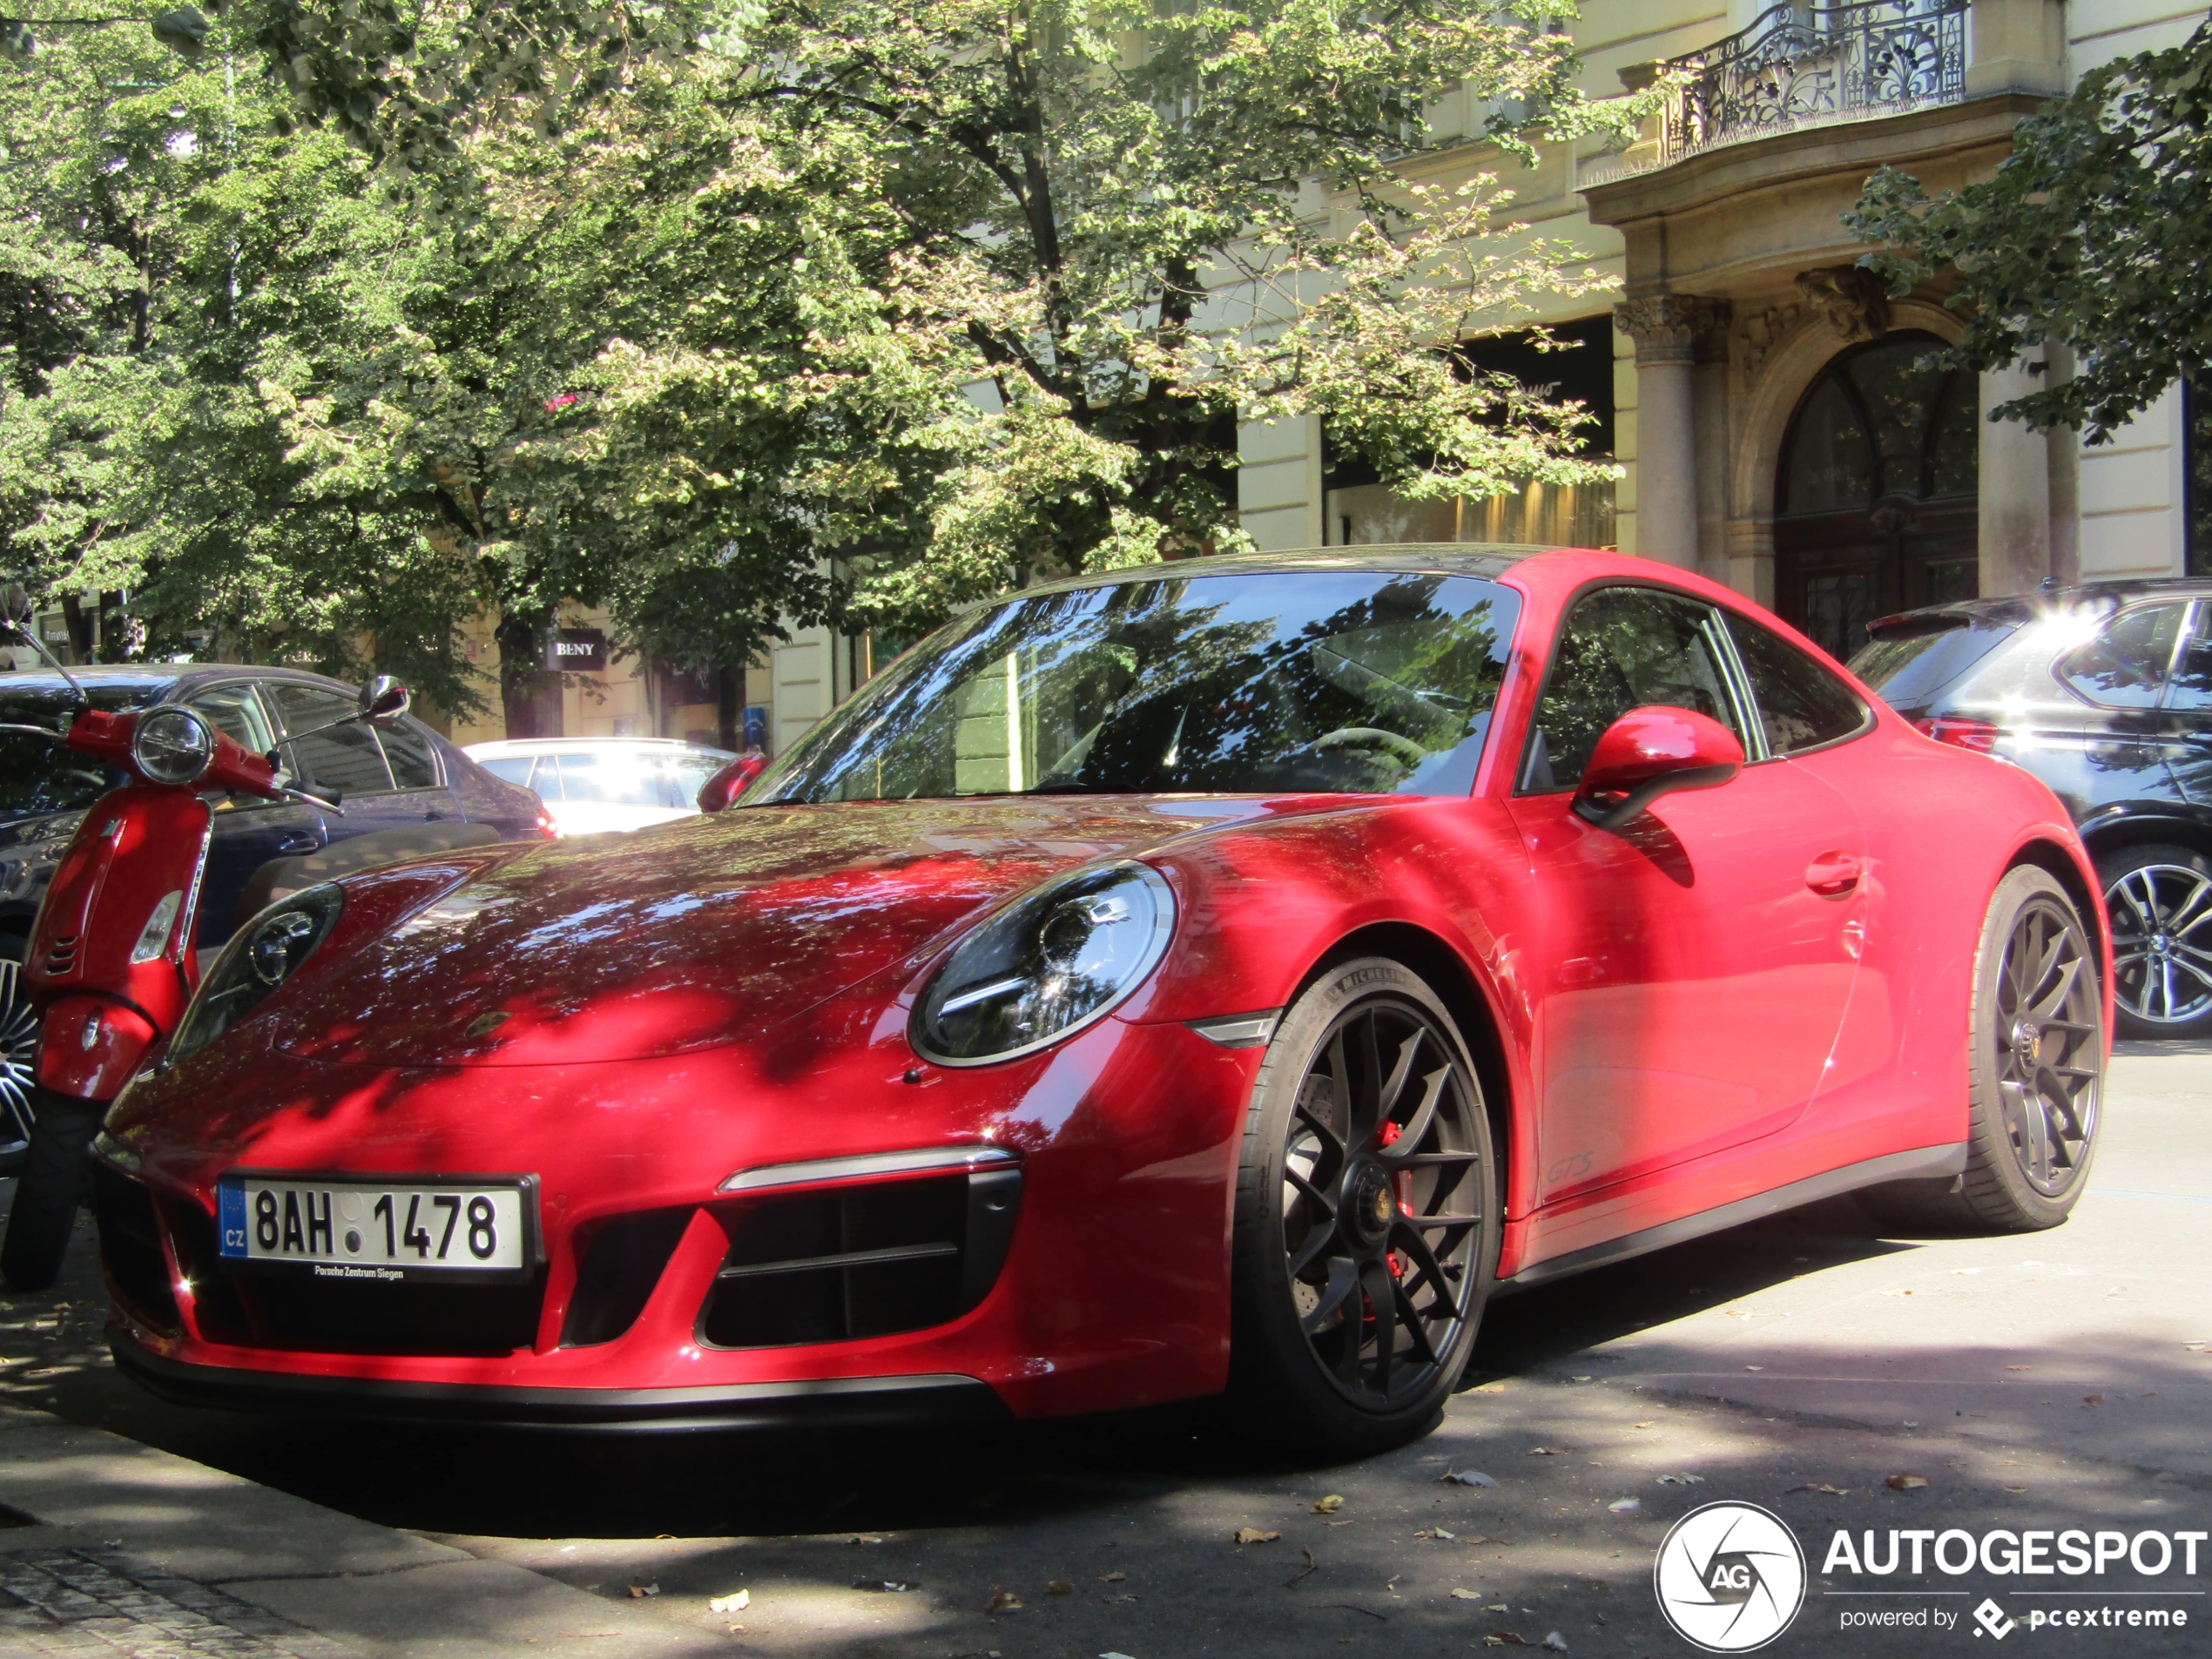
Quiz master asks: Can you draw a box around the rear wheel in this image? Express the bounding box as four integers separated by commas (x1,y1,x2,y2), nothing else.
2097,844,2212,1039
1860,866,2104,1234
0,935,36,1177
1227,958,1499,1457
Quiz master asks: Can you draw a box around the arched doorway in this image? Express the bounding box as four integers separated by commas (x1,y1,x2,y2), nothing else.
1774,332,1979,659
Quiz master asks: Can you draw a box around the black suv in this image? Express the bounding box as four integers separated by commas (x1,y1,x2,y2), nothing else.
0,664,546,1168
1852,578,2212,1038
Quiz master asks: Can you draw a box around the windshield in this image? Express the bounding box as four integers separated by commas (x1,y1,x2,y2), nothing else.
0,681,159,821
1849,617,2018,713
752,570,1521,804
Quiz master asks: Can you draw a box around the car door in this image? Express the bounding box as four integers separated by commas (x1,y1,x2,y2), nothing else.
1506,584,1868,1206
2039,599,2189,819
180,681,327,947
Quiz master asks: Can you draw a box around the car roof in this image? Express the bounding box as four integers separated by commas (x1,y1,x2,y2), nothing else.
466,738,734,756
0,662,369,698
1009,543,1553,600
1869,577,2212,635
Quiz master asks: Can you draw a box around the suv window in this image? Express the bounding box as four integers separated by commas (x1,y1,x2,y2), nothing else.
1726,612,1869,754
556,752,666,806
378,719,442,790
2058,604,2185,709
475,755,536,788
266,683,395,797
1848,617,2017,713
1521,587,1745,792
2161,604,2212,711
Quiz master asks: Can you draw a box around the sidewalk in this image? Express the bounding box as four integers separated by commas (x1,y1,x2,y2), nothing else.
0,1404,718,1658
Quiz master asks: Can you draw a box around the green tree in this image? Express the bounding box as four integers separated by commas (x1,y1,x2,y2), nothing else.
1848,20,2212,440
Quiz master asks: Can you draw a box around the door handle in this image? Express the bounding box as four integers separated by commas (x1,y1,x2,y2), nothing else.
1804,851,1863,895
277,834,320,854
421,810,448,822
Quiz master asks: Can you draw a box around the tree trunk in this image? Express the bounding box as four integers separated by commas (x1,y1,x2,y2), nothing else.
495,608,563,738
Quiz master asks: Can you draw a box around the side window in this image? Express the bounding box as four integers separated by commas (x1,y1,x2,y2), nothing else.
2058,604,2185,709
184,683,279,753
1521,587,1745,792
266,683,395,797
475,755,539,788
378,719,442,790
1726,612,1870,754
2161,604,2212,710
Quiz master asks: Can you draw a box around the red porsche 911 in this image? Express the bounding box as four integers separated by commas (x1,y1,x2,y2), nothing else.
91,547,2108,1453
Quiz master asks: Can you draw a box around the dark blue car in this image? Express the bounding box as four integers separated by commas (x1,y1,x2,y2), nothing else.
0,663,545,1169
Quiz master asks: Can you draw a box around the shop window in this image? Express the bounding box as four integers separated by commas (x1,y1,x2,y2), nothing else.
1323,316,1617,550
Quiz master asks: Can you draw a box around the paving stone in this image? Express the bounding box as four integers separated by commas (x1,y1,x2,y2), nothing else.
0,1544,357,1658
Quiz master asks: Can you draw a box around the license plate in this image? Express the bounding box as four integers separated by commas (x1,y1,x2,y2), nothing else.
218,1175,536,1279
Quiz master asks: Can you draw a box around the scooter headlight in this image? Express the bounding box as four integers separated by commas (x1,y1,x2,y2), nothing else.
132,706,216,786
912,862,1176,1066
168,884,344,1062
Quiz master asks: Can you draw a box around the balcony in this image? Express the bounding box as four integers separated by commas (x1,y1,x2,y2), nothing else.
1581,0,1969,188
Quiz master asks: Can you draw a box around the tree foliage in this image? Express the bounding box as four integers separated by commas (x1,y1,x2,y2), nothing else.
1848,20,2212,440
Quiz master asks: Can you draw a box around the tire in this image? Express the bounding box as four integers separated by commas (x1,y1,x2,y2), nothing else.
0,934,34,1178
1226,957,1501,1458
1859,866,2105,1235
1,1090,101,1292
2095,843,2212,1040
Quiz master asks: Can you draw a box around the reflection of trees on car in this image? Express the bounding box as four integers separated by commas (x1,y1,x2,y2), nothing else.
756,575,1516,805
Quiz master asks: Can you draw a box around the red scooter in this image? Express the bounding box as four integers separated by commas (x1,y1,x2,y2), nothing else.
0,604,407,1289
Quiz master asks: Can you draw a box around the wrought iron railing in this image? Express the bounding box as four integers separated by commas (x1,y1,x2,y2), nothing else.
1638,0,1968,173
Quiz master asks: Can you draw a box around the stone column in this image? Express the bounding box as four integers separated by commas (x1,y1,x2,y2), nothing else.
1615,296,1730,570
1979,360,2054,597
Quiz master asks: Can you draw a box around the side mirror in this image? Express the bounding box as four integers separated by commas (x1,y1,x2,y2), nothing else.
1572,706,1743,833
359,674,411,725
695,753,765,814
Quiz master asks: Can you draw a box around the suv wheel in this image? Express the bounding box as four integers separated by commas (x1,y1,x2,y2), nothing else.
2098,844,2212,1039
0,934,36,1177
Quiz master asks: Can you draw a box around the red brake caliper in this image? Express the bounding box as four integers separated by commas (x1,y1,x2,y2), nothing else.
1379,1122,1405,1280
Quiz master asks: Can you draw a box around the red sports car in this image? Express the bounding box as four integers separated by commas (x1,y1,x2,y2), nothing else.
92,548,2109,1453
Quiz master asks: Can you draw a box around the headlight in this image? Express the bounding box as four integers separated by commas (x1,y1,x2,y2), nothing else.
167,884,344,1062
913,862,1175,1066
132,705,215,786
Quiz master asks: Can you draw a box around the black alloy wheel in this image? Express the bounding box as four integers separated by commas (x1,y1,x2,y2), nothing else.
2098,844,2212,1038
1230,958,1498,1454
1861,866,2104,1235
0,941,36,1177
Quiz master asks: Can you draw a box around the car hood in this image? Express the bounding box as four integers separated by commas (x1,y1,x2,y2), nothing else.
270,796,1303,1069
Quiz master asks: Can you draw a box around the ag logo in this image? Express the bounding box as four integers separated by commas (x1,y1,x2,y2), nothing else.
1652,1501,1806,1653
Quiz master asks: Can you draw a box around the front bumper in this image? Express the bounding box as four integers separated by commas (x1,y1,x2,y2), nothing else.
111,1339,1008,1433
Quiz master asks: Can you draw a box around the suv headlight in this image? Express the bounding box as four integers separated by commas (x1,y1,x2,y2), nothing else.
168,884,344,1062
913,862,1175,1066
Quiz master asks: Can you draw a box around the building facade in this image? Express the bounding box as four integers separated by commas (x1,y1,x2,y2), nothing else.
1237,0,2211,660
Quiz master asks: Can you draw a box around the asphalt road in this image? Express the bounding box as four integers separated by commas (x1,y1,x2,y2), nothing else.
4,1042,2209,1657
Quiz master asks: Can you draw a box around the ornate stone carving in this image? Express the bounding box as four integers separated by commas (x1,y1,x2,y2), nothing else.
1614,295,1732,366
1795,266,1892,342
1735,302,1806,388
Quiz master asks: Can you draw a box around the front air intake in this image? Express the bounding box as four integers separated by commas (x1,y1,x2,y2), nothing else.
698,1166,1021,1349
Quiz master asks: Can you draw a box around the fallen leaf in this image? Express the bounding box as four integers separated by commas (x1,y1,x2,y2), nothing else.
1487,1603,1508,1612
1440,1470,1498,1487
2083,1394,2106,1406
708,1591,749,1614
1234,1527,1281,1544
1414,1527,1456,1541
853,1579,919,1593
1881,1289,1915,1298
1570,1375,1594,1384
1887,1474,1929,1491
1312,1494,1345,1514
1484,1635,1527,1648
2184,1342,2208,1352
1607,1499,1641,1514
1631,1420,1656,1429
1656,1474,1706,1487
2006,1365,2031,1372
2005,1486,2028,1494
1100,1571,1127,1582
1745,1366,1765,1372
1543,1635,1569,1655
989,1590,1023,1612
627,1583,659,1599
1788,1483,1851,1496
849,1534,885,1545
1452,1588,1485,1601
1526,1447,1565,1456
1048,1581,1073,1596
1472,1381,1507,1393
1103,1653,1136,1659
1903,1421,1921,1428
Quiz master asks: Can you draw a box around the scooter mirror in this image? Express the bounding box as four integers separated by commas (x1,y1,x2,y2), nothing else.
359,675,411,725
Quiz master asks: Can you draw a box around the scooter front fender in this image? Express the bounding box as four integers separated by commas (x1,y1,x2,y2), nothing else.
35,995,158,1102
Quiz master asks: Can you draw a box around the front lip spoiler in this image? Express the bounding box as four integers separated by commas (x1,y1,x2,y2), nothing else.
111,1339,1008,1433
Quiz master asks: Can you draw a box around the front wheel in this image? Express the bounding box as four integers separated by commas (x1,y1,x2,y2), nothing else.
1227,958,1499,1457
1,1090,101,1292
1861,866,2105,1235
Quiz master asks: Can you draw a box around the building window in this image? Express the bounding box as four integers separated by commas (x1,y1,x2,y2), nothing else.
1321,316,1617,550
